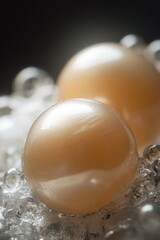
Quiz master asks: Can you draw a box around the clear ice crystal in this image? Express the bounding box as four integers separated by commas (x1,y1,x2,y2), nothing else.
12,67,54,98
1,67,160,239
120,34,146,52
152,159,160,175
144,40,160,72
17,196,46,225
143,144,160,164
138,203,160,234
3,168,24,191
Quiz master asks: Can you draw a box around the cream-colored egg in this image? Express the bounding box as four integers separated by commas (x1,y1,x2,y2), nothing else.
22,99,138,214
57,43,160,154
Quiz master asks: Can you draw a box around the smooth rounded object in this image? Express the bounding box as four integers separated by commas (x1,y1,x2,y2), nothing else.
57,43,160,154
22,99,138,214
120,34,146,51
144,40,160,72
13,67,53,97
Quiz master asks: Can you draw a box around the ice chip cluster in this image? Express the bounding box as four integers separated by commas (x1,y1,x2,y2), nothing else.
1,66,160,239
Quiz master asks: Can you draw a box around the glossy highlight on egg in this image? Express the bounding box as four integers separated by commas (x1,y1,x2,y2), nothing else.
57,43,160,154
22,99,138,214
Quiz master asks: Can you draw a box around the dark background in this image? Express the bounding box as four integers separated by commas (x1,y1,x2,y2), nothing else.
1,1,160,94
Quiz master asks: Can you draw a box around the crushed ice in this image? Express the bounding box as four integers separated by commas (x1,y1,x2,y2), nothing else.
1,65,160,239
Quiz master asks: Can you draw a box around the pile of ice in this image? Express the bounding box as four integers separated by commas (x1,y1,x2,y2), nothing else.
1,40,160,239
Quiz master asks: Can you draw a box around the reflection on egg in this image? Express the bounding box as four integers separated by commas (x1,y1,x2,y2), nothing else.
57,43,160,154
22,99,138,214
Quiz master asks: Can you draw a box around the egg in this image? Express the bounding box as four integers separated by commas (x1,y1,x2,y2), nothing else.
22,99,138,214
57,43,160,154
